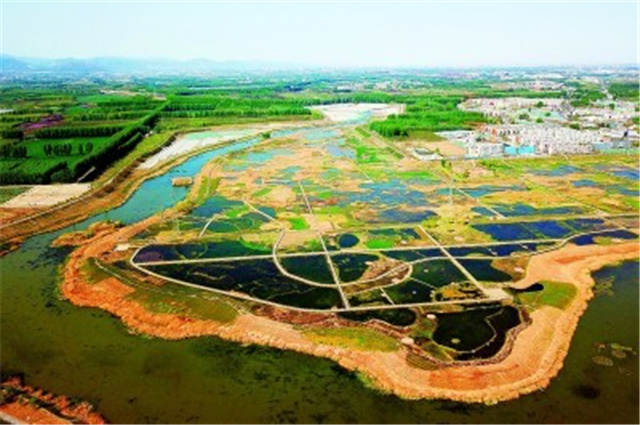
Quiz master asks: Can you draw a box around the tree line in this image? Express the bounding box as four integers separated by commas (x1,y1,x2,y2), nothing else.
32,124,125,139
42,142,94,157
0,144,27,159
1,110,159,184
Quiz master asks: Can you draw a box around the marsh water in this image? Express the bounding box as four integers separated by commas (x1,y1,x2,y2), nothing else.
1,129,638,423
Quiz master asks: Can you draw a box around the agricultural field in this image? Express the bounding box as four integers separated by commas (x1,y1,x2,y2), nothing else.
0,84,320,185
0,87,163,184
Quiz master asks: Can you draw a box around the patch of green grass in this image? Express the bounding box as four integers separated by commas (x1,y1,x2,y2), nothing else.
80,258,113,284
129,288,238,323
253,187,271,198
226,205,249,218
394,170,438,180
622,196,639,210
0,186,28,204
365,239,394,249
517,280,577,310
156,115,314,132
96,131,175,185
404,130,445,142
304,327,398,352
355,127,371,138
288,216,309,230
195,176,220,205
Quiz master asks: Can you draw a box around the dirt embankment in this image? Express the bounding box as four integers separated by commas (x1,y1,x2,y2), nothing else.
0,377,106,425
0,120,317,250
61,214,639,404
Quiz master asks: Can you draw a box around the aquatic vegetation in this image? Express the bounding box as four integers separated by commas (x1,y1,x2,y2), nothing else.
411,259,467,288
591,355,614,367
524,220,574,239
431,305,521,360
331,253,379,282
460,185,526,199
491,203,584,217
338,309,417,327
516,281,577,310
383,248,443,262
457,259,513,282
364,227,423,249
279,255,335,284
303,327,399,352
571,229,638,246
143,259,344,310
385,279,434,304
472,222,539,241
133,240,271,262
347,289,391,307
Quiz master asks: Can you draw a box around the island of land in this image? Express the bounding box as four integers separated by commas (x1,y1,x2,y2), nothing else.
1,71,638,420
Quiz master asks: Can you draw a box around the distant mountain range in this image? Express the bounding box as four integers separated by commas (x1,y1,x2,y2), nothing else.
0,55,305,76
2,55,637,78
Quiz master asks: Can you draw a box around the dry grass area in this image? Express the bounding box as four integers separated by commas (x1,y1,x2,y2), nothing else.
0,402,72,425
139,122,302,170
1,184,90,208
0,376,106,425
410,140,466,157
311,103,404,122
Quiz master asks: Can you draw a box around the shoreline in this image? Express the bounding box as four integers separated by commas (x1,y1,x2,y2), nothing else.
59,215,640,403
0,377,106,425
0,119,323,248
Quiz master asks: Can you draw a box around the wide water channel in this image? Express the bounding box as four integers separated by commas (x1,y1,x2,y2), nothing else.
1,125,638,423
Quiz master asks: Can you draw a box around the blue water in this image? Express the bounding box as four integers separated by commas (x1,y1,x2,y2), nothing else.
68,137,264,231
607,185,639,197
571,230,639,246
472,206,498,217
327,143,355,159
473,223,539,241
572,179,598,188
492,202,584,217
460,185,525,199
612,168,639,181
532,165,582,177
524,220,574,239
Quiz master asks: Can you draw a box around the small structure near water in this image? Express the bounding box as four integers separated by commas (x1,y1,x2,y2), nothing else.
171,177,193,187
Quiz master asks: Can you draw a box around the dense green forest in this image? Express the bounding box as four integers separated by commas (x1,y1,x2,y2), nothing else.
369,96,489,137
609,82,640,101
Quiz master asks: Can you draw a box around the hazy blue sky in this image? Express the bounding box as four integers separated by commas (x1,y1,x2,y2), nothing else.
2,1,638,67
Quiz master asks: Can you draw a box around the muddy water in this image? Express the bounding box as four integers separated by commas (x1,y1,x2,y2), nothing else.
1,126,638,423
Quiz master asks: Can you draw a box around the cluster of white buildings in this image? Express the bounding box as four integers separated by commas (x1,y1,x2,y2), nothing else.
505,125,599,155
439,124,633,158
450,96,638,158
571,101,638,129
460,97,564,113
459,97,568,123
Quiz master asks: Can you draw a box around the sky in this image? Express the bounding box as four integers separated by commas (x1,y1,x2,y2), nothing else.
2,1,638,67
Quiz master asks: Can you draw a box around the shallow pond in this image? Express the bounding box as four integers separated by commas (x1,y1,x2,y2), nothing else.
433,305,521,360
144,259,343,310
384,279,434,304
331,253,379,282
279,255,335,284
